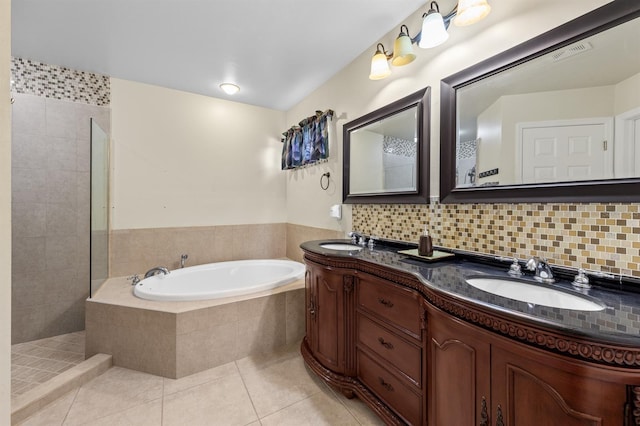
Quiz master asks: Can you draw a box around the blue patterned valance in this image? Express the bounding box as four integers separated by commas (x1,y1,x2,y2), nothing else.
281,109,334,170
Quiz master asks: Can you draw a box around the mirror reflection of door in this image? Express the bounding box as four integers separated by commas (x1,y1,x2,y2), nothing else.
518,119,612,184
454,14,640,188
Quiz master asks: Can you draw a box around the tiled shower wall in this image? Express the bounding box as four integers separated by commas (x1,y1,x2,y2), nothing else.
353,202,640,278
11,58,111,343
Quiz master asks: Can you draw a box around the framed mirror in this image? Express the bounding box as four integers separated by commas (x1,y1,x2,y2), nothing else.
440,0,640,203
343,87,430,204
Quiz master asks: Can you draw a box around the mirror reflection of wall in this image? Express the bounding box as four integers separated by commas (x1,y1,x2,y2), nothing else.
455,15,640,188
349,106,418,195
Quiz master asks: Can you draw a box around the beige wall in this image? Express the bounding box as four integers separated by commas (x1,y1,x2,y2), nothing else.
110,78,288,230
1,0,11,420
615,71,640,114
284,0,613,231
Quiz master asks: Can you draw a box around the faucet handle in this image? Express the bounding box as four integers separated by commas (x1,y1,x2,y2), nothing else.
572,268,591,289
127,275,140,286
507,258,522,276
368,236,378,250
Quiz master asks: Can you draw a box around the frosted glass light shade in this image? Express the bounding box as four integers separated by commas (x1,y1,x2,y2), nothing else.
369,48,391,80
220,83,240,95
453,0,491,26
418,10,449,49
391,32,416,66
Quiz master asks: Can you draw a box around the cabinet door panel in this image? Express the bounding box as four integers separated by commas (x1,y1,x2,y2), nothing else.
429,308,491,426
492,345,626,426
314,268,345,373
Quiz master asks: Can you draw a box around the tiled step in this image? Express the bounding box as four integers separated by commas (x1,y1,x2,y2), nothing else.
11,353,112,425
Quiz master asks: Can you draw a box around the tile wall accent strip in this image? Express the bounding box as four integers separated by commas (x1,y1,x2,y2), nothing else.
11,57,110,106
353,202,640,278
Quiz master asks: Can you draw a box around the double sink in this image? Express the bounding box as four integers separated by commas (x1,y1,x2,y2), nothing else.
318,242,606,312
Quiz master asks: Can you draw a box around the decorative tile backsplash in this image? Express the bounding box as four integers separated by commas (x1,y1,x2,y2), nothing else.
11,57,110,106
353,202,640,278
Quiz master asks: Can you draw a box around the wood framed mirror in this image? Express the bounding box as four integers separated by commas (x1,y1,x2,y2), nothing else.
343,87,430,204
440,0,640,203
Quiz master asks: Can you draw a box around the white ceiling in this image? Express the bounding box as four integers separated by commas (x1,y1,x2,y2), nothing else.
11,0,429,111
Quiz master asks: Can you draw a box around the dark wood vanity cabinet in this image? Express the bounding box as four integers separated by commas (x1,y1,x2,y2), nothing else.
301,250,640,425
304,261,353,376
355,273,426,425
429,305,628,426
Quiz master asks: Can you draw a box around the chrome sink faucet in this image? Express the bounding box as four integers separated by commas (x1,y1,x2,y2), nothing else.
144,266,170,279
348,231,368,246
526,257,555,283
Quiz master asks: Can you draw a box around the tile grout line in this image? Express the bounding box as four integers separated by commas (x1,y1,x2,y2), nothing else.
59,386,79,426
323,382,367,425
160,377,165,426
235,360,262,423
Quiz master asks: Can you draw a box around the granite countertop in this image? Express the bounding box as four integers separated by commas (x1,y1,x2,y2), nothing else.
301,239,640,347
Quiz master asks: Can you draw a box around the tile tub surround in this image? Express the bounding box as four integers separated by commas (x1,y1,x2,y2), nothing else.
85,275,306,379
109,223,288,278
110,222,345,277
286,223,344,263
353,202,640,279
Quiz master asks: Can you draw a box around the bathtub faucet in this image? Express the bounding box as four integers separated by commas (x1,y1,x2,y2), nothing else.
144,266,170,279
180,254,188,268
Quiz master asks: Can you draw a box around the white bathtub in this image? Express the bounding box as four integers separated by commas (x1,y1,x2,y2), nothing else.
133,259,305,302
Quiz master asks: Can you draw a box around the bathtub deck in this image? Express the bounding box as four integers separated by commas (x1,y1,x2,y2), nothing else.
86,275,305,379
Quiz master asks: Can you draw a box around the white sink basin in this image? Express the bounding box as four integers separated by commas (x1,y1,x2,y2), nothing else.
320,243,363,251
466,277,605,311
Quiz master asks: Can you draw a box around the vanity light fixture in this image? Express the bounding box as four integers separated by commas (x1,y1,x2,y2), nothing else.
391,25,416,66
453,0,492,26
418,2,450,49
369,43,393,80
219,83,240,95
369,0,491,80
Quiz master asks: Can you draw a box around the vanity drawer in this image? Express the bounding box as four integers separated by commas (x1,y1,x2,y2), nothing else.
358,349,421,425
357,313,422,387
357,274,422,338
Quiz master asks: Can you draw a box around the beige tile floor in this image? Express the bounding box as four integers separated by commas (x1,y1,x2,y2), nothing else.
16,342,385,426
12,332,86,397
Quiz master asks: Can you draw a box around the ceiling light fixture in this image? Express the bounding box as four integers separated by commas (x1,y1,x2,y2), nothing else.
220,83,240,95
369,0,491,80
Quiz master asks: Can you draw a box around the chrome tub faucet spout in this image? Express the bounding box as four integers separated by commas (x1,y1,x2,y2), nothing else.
144,266,170,279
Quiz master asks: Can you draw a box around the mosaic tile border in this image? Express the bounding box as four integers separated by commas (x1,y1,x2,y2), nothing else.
353,202,640,278
11,57,110,106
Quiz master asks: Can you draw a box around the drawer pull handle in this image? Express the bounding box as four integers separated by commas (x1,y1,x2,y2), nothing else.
378,337,394,350
378,298,394,308
378,377,394,392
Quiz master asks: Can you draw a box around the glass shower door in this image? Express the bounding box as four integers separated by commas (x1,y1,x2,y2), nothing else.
90,119,109,297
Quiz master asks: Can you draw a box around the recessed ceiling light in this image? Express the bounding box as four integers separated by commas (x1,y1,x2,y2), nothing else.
220,83,240,95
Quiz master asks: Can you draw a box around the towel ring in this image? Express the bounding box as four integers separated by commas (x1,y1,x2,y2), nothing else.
320,172,330,190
